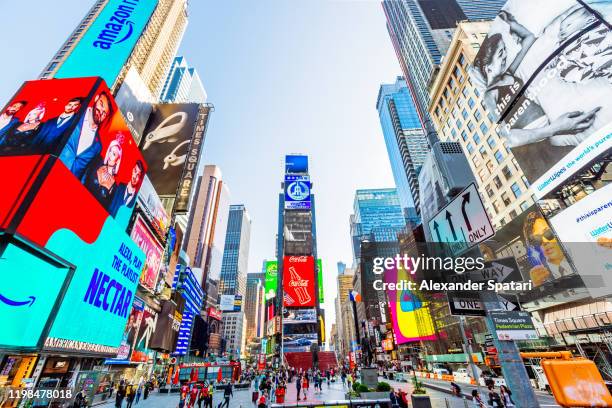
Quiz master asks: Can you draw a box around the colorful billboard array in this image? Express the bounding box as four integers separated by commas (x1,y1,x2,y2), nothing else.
0,78,146,354
137,175,169,239
384,265,437,344
55,0,159,87
283,256,316,308
130,214,163,293
470,0,612,198
284,175,311,210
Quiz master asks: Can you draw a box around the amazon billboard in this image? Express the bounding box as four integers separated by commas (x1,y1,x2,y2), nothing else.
0,77,146,355
55,0,159,87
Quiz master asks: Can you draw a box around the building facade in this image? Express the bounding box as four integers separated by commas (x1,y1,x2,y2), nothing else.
219,205,252,297
427,21,534,228
334,266,355,361
221,312,247,358
41,0,188,97
382,0,506,144
160,56,208,103
377,77,429,213
183,166,230,284
245,273,266,342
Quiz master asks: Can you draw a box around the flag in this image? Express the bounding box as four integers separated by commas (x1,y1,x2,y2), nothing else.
349,290,361,302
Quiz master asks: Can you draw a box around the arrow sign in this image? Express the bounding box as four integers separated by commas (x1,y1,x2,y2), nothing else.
447,291,521,316
461,192,472,231
445,210,457,240
433,220,442,243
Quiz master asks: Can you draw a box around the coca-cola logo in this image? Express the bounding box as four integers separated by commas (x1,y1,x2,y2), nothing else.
289,279,308,287
289,256,309,263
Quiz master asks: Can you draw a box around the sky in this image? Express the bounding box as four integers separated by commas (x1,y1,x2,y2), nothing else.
0,0,401,336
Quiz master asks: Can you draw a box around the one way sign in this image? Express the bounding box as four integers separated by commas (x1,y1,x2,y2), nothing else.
447,291,521,316
428,183,494,256
446,257,523,285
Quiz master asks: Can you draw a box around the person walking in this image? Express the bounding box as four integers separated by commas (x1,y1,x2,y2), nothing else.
346,372,353,391
115,380,126,408
205,383,214,408
302,374,309,400
295,375,302,401
341,370,346,388
125,384,135,408
472,390,487,408
500,385,515,407
217,382,233,408
197,383,208,408
134,384,142,405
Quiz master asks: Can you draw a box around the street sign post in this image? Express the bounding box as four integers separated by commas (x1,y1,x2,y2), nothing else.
446,257,523,285
490,311,538,341
448,292,521,316
428,183,494,255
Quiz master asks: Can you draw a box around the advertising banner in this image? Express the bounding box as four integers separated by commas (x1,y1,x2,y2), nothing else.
130,214,163,293
316,258,324,302
284,175,311,210
490,311,538,341
283,256,316,308
233,295,243,312
0,78,147,355
284,309,317,324
165,224,183,286
283,333,318,353
549,184,612,298
383,265,437,344
207,307,222,321
469,0,612,196
219,294,235,312
139,103,201,197
149,300,181,352
114,67,153,143
130,303,157,363
54,0,159,86
0,243,71,350
137,175,169,239
105,296,144,363
285,154,308,173
264,260,278,300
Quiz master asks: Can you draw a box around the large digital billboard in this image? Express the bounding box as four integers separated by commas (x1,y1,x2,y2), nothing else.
0,243,71,350
384,265,437,344
130,214,163,293
470,0,612,197
54,0,159,87
285,154,308,173
283,256,316,308
549,184,612,298
139,103,202,198
264,260,278,300
284,175,311,210
114,67,154,143
316,258,324,302
137,175,169,240
0,78,146,355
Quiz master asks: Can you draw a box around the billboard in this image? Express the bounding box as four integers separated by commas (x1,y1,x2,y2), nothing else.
285,154,308,173
114,67,153,143
264,260,278,300
284,309,317,324
384,265,437,344
0,243,71,350
283,256,316,308
219,294,235,312
54,0,159,86
149,300,181,352
490,311,538,341
130,214,163,293
130,302,157,363
549,184,612,298
234,294,243,312
469,0,612,197
139,103,202,200
316,259,324,302
284,175,311,210
137,175,169,239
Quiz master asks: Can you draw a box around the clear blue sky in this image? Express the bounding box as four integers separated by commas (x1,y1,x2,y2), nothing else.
0,0,401,332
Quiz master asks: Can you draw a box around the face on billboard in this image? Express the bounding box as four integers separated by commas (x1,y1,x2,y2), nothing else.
283,256,316,308
384,265,437,344
140,103,201,196
0,243,71,349
470,0,612,194
54,0,159,87
130,214,163,293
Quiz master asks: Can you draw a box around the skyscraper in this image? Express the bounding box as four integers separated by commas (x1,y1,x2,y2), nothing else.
219,205,252,297
245,273,266,341
350,189,405,261
160,56,208,103
41,0,189,97
183,165,230,285
382,0,506,144
377,77,429,213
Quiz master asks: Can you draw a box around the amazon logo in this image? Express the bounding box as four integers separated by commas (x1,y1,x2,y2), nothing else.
92,0,142,50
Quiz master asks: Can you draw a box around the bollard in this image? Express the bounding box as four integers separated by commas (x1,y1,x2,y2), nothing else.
463,397,469,408
445,398,451,408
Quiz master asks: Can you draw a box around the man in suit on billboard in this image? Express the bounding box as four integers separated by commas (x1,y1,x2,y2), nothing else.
60,91,113,180
0,100,27,146
33,97,83,152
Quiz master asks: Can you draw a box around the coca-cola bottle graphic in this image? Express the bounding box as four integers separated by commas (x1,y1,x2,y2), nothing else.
289,266,311,305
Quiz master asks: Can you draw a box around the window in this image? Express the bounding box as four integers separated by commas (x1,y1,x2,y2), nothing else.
502,165,512,179
435,107,441,118
501,192,511,206
443,89,450,99
500,218,507,226
468,98,475,109
456,118,462,128
480,122,489,135
479,146,487,158
487,111,496,123
474,87,481,97
450,128,457,139
493,176,502,188
461,130,468,141
473,134,481,144
449,78,456,91
486,160,494,171
453,66,461,78
462,87,469,97
522,176,530,188
511,182,522,198
447,118,453,128
520,201,530,211
459,53,466,65
492,200,501,213
509,210,518,218
472,156,481,167
478,168,487,182
466,142,474,153
487,136,496,148
452,108,459,119
486,185,494,198
474,110,482,121
494,150,503,163
462,109,469,120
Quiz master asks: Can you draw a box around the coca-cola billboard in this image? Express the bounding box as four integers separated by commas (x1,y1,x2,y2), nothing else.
283,256,316,308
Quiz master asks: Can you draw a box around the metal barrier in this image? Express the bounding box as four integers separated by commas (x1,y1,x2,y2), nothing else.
271,398,391,407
